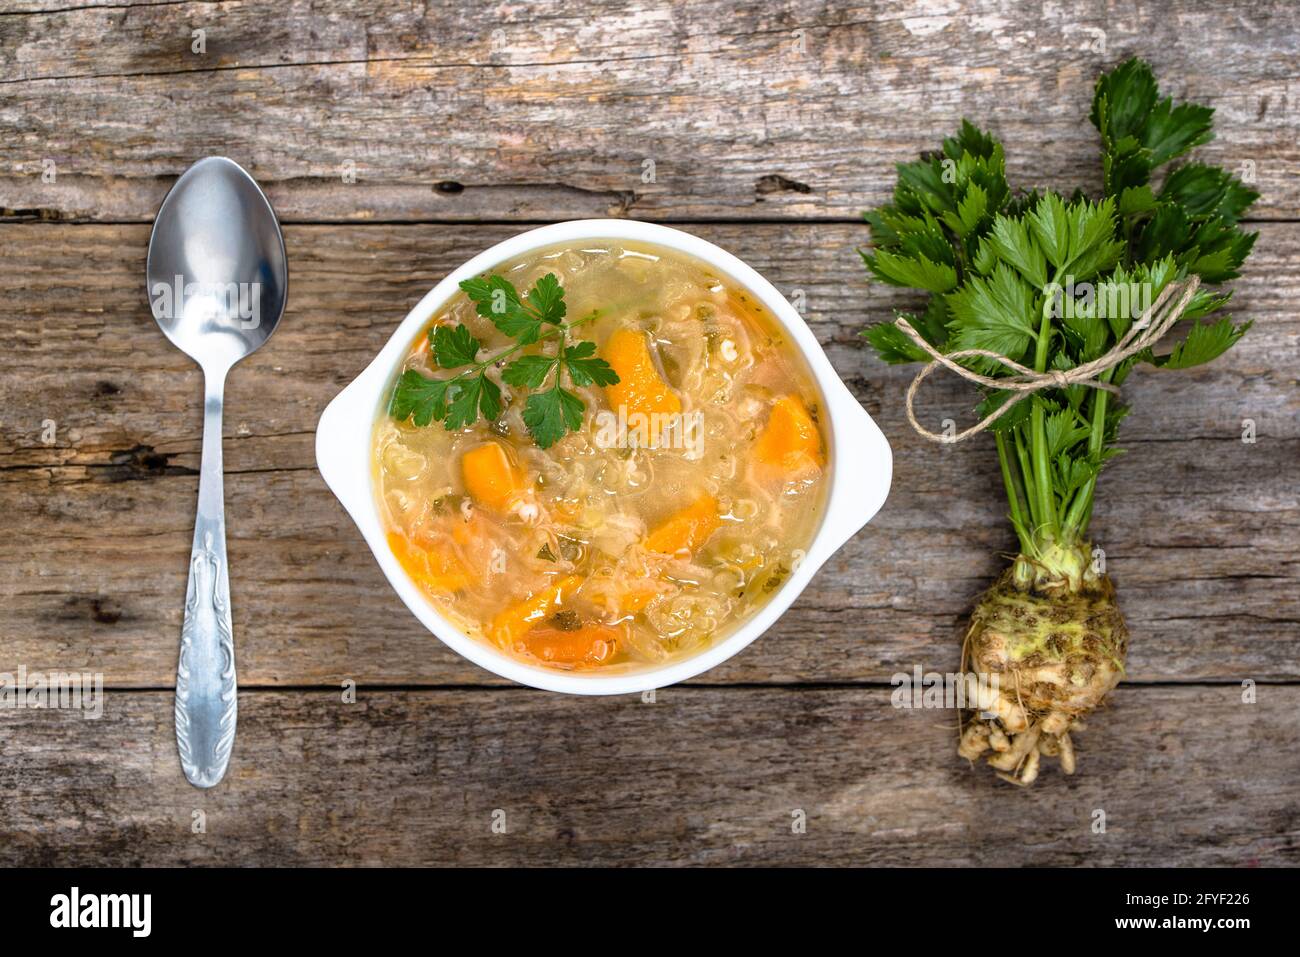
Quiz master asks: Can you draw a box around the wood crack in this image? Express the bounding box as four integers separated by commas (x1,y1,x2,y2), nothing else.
0,49,685,87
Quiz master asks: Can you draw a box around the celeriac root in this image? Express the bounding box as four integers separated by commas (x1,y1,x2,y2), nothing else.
961,717,1079,786
958,548,1127,786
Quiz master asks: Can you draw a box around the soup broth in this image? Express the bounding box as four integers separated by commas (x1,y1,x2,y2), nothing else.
373,240,828,673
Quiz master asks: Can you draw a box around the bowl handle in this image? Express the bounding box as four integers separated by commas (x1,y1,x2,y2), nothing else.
824,384,893,553
315,380,372,515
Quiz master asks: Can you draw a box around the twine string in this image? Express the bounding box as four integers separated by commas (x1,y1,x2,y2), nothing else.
895,275,1202,443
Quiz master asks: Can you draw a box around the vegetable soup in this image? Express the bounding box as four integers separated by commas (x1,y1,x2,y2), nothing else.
373,240,828,672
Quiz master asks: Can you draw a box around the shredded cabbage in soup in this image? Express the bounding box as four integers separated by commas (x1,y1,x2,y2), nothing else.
373,240,828,672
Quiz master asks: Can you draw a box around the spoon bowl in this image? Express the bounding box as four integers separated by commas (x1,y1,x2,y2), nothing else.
148,157,288,370
147,157,287,787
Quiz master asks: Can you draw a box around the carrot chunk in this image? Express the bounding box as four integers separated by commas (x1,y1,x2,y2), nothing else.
462,441,526,513
519,622,623,667
645,495,721,555
753,395,824,474
602,328,682,444
387,531,473,594
490,575,584,646
585,577,666,615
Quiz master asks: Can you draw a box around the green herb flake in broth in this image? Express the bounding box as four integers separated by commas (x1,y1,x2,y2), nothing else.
762,564,790,594
549,610,582,632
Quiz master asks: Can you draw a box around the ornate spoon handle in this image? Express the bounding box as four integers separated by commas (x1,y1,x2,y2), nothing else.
175,371,237,788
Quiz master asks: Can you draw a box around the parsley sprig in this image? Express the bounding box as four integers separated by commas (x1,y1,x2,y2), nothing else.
860,58,1257,557
388,273,619,448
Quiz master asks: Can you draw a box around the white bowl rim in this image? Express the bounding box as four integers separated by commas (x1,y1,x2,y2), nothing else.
315,220,892,695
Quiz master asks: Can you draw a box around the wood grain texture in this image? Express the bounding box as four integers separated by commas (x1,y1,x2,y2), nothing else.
2,0,1298,868
1,222,1295,687
0,686,1295,866
1,0,1297,222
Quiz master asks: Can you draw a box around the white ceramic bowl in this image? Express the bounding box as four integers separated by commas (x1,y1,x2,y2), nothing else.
316,220,891,694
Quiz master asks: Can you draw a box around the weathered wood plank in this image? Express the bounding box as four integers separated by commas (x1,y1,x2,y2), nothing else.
3,443,1296,686
0,686,1294,866
4,221,1295,465
1,0,1296,221
1,222,1296,686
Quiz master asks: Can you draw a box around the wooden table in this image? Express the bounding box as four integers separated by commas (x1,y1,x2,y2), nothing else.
2,0,1297,866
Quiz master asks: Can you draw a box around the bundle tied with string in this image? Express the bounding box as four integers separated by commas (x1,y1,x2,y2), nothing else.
894,276,1202,444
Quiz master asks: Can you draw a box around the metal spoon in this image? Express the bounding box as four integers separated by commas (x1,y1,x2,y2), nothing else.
146,157,288,788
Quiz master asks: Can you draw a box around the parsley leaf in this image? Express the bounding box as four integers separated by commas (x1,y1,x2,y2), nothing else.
389,370,450,427
526,273,567,325
1160,164,1259,223
501,353,557,389
1151,317,1252,370
523,385,585,449
985,213,1046,287
444,373,502,431
862,248,958,294
460,274,545,344
945,262,1037,364
460,274,522,318
431,324,481,368
863,320,932,365
563,341,619,387
390,273,620,447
